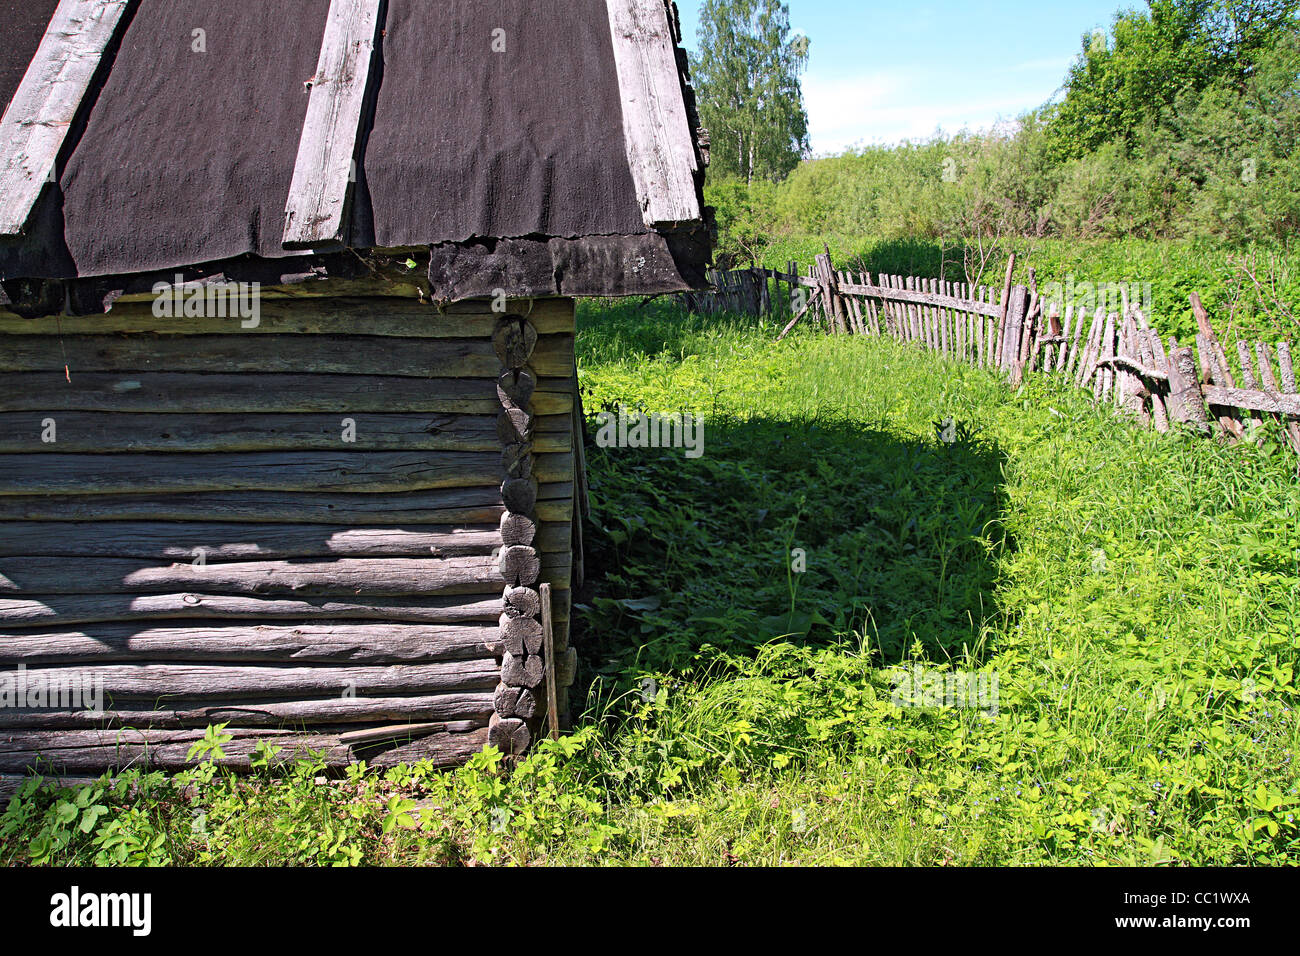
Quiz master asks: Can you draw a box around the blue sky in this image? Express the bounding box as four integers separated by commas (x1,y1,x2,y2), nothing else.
674,0,1142,153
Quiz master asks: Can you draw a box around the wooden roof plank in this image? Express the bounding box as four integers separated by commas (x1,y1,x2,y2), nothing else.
282,0,384,249
605,0,701,229
0,0,133,237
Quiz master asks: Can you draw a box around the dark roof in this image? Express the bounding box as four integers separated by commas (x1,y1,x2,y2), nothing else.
0,0,61,113
0,0,711,310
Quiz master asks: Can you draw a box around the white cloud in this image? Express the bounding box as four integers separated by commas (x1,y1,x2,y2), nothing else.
802,69,1050,154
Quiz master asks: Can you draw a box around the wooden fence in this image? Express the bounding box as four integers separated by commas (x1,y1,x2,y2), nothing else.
681,252,1300,456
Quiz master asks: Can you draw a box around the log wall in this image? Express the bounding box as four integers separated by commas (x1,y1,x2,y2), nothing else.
0,294,582,774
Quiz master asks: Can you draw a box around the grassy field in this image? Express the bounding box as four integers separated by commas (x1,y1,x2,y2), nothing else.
2,299,1297,866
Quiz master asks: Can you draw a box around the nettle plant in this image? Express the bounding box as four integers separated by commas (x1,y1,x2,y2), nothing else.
1,771,172,867
0,721,624,867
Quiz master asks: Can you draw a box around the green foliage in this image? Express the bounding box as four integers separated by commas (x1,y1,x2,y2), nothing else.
693,0,810,182
1,771,175,866
576,328,1008,669
1050,1,1217,157
1050,0,1300,157
704,176,781,265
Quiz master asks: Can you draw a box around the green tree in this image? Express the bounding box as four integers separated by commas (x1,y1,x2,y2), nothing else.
1169,22,1300,240
1049,0,1299,158
692,0,810,183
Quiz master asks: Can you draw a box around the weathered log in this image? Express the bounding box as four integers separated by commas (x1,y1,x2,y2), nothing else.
0,411,572,455
0,774,106,800
501,476,539,514
0,728,345,773
1134,323,1170,433
1188,291,1242,436
500,652,544,689
1001,286,1029,371
995,256,1017,361
0,523,501,560
0,484,573,525
1251,344,1300,449
1012,292,1037,384
487,714,531,755
1277,341,1296,393
837,282,1003,318
0,556,505,596
499,512,537,547
1096,314,1117,401
541,581,560,741
1056,306,1075,373
0,335,575,380
0,725,489,772
492,315,540,367
0,450,574,495
0,589,570,629
1271,341,1300,451
498,545,541,588
0,372,575,416
555,646,578,688
497,407,534,444
494,684,538,720
501,442,534,479
496,366,537,411
1098,354,1168,383
538,551,573,591
1200,387,1300,417
0,449,506,496
0,693,494,729
552,618,571,654
337,721,485,746
1118,320,1149,421
0,659,500,700
1257,342,1280,393
1233,340,1267,432
369,727,490,769
123,273,432,305
498,614,545,656
503,586,542,619
1077,308,1106,387
0,622,498,665
0,297,574,338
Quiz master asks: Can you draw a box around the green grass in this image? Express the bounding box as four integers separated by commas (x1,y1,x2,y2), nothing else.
2,299,1297,866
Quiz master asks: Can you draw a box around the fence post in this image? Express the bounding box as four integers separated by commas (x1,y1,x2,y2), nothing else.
1001,284,1029,371
814,252,843,333
1165,338,1211,433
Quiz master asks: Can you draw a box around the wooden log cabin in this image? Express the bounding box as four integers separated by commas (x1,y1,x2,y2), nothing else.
0,0,710,776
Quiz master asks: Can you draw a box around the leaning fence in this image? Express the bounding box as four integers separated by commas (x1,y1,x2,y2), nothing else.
678,252,1300,458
